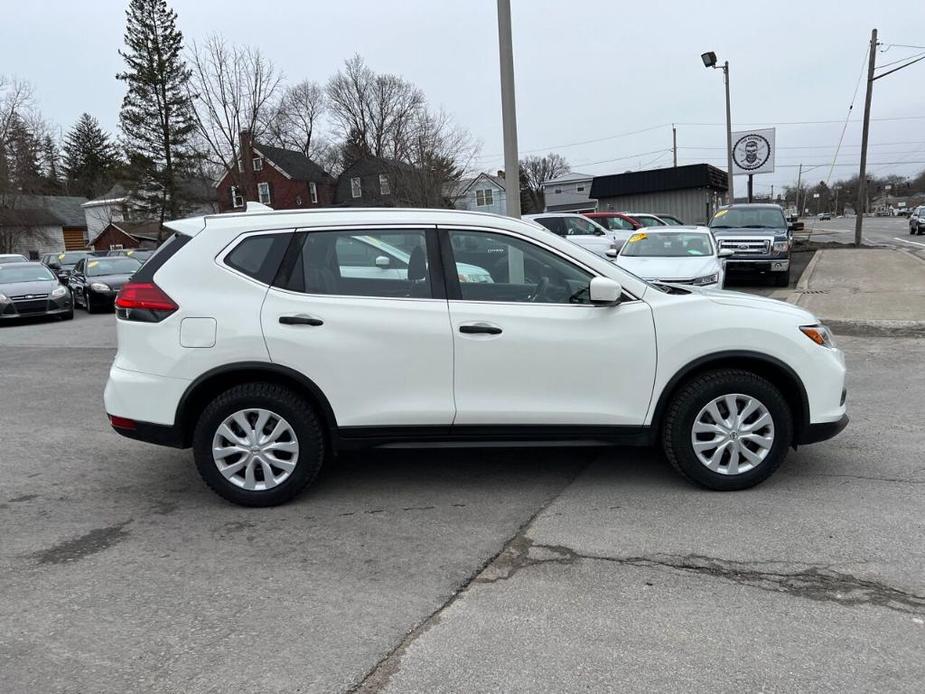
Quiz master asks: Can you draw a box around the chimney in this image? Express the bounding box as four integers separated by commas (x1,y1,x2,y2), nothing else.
497,170,504,178
238,130,255,200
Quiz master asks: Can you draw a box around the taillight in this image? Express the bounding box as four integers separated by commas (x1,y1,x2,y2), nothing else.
115,281,178,322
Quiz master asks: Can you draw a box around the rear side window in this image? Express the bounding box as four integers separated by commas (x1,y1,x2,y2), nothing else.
224,233,292,284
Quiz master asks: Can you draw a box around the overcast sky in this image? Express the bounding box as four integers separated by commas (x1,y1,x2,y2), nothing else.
4,0,925,194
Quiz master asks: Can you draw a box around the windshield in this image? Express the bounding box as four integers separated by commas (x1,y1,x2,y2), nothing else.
0,264,56,283
0,255,28,263
85,258,141,276
620,231,714,257
56,252,90,265
710,207,786,229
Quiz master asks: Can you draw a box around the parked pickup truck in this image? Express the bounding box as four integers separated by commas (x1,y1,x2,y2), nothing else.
523,213,619,258
708,204,794,287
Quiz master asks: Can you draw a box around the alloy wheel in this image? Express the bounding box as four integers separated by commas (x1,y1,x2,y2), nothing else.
690,393,775,475
211,408,299,491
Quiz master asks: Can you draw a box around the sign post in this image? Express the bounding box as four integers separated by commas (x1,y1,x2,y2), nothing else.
731,128,775,205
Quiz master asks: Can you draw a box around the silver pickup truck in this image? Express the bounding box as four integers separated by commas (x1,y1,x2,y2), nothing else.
708,204,794,287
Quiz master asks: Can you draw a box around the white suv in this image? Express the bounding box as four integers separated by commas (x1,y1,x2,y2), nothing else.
105,206,848,506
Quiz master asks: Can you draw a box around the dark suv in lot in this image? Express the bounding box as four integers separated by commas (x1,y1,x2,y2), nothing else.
708,204,794,287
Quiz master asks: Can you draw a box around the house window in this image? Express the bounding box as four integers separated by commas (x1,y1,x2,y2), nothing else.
309,181,318,204
258,182,271,205
475,189,494,207
231,185,244,208
351,177,362,199
253,157,263,172
379,174,391,195
554,188,562,194
577,186,585,192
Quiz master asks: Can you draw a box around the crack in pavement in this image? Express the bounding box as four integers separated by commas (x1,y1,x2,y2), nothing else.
790,472,925,485
477,537,925,616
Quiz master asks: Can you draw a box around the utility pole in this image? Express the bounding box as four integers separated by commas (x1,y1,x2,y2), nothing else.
723,62,734,204
855,28,877,247
672,124,677,167
496,0,521,217
747,175,753,203
795,163,803,216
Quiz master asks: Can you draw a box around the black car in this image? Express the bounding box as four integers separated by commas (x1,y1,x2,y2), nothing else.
68,256,142,313
0,261,74,322
108,248,154,263
43,250,93,284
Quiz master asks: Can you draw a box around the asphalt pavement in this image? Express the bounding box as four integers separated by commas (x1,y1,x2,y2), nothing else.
802,215,925,256
1,306,923,693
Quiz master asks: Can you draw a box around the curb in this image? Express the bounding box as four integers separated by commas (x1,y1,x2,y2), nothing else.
824,319,925,339
796,249,824,291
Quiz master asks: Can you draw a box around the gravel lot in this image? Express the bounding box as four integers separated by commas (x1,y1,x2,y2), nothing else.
1,311,922,693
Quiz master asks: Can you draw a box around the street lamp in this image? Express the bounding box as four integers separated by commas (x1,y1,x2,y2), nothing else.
702,51,734,204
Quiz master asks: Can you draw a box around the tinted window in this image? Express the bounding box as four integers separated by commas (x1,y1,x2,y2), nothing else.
282,230,432,299
710,207,787,229
631,215,667,227
562,217,602,236
448,231,592,304
594,216,635,231
534,217,567,236
225,233,291,284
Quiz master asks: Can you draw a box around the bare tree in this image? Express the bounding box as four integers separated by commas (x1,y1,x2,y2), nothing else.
0,76,34,150
519,153,570,213
187,36,282,186
263,80,326,157
326,55,425,163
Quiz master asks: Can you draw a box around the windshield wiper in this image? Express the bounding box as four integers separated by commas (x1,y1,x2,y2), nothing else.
710,225,732,229
742,225,780,229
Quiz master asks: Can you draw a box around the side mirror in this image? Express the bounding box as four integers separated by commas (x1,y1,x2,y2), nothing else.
718,248,735,258
375,255,391,268
589,276,622,305
605,247,618,258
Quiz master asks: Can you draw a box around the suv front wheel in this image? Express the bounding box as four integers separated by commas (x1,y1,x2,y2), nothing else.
193,383,325,506
662,369,793,491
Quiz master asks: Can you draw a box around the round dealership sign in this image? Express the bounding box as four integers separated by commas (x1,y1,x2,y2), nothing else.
732,133,772,172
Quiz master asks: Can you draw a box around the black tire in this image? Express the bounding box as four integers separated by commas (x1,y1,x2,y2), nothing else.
84,290,96,313
193,382,325,507
772,268,790,287
661,369,793,491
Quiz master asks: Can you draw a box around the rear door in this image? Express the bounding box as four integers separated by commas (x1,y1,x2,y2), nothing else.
260,226,456,428
442,226,657,426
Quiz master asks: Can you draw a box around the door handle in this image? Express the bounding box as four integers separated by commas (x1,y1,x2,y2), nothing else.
279,315,323,326
459,323,502,335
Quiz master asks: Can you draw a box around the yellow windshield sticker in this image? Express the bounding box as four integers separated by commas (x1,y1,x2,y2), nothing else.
88,260,99,268
627,233,647,243
714,209,728,217
58,253,66,260
126,250,134,255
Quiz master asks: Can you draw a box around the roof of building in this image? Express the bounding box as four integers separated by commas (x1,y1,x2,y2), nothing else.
89,220,164,246
254,143,333,182
590,164,728,199
543,171,594,186
444,172,506,198
5,195,89,227
0,207,62,226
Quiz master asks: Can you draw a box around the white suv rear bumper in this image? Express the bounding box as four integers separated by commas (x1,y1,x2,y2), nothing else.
104,365,190,427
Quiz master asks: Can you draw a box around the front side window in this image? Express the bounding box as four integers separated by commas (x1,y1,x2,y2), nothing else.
258,182,271,205
379,174,391,195
596,215,634,231
448,230,592,304
351,177,362,198
475,188,494,206
281,229,431,299
562,217,603,237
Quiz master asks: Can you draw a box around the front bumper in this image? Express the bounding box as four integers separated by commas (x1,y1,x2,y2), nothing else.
0,296,72,319
797,414,849,445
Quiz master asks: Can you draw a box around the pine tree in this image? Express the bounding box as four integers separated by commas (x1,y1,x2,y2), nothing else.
6,118,43,194
116,0,196,226
62,114,119,198
41,135,63,194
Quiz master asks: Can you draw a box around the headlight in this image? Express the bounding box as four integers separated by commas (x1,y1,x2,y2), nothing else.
50,285,68,299
0,293,9,305
772,240,791,253
90,282,111,292
800,324,836,349
691,273,719,286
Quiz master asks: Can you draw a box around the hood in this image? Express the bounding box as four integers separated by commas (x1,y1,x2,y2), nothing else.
86,273,134,289
694,286,817,322
0,279,59,296
617,255,719,281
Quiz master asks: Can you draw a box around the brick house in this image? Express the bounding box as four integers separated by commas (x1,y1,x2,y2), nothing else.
216,131,336,213
335,156,439,207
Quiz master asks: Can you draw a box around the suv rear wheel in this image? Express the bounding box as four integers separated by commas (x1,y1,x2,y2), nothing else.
662,369,793,491
193,383,325,506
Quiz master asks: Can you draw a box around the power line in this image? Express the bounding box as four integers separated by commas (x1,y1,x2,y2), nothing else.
473,123,670,161
824,43,870,188
675,115,925,127
678,140,925,151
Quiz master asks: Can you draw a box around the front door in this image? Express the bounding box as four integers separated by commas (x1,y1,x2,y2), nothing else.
260,226,455,428
444,228,656,426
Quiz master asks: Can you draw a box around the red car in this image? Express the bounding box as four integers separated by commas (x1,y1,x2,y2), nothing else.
583,211,666,232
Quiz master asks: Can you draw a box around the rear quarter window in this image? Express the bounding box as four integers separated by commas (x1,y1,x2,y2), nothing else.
224,233,292,285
